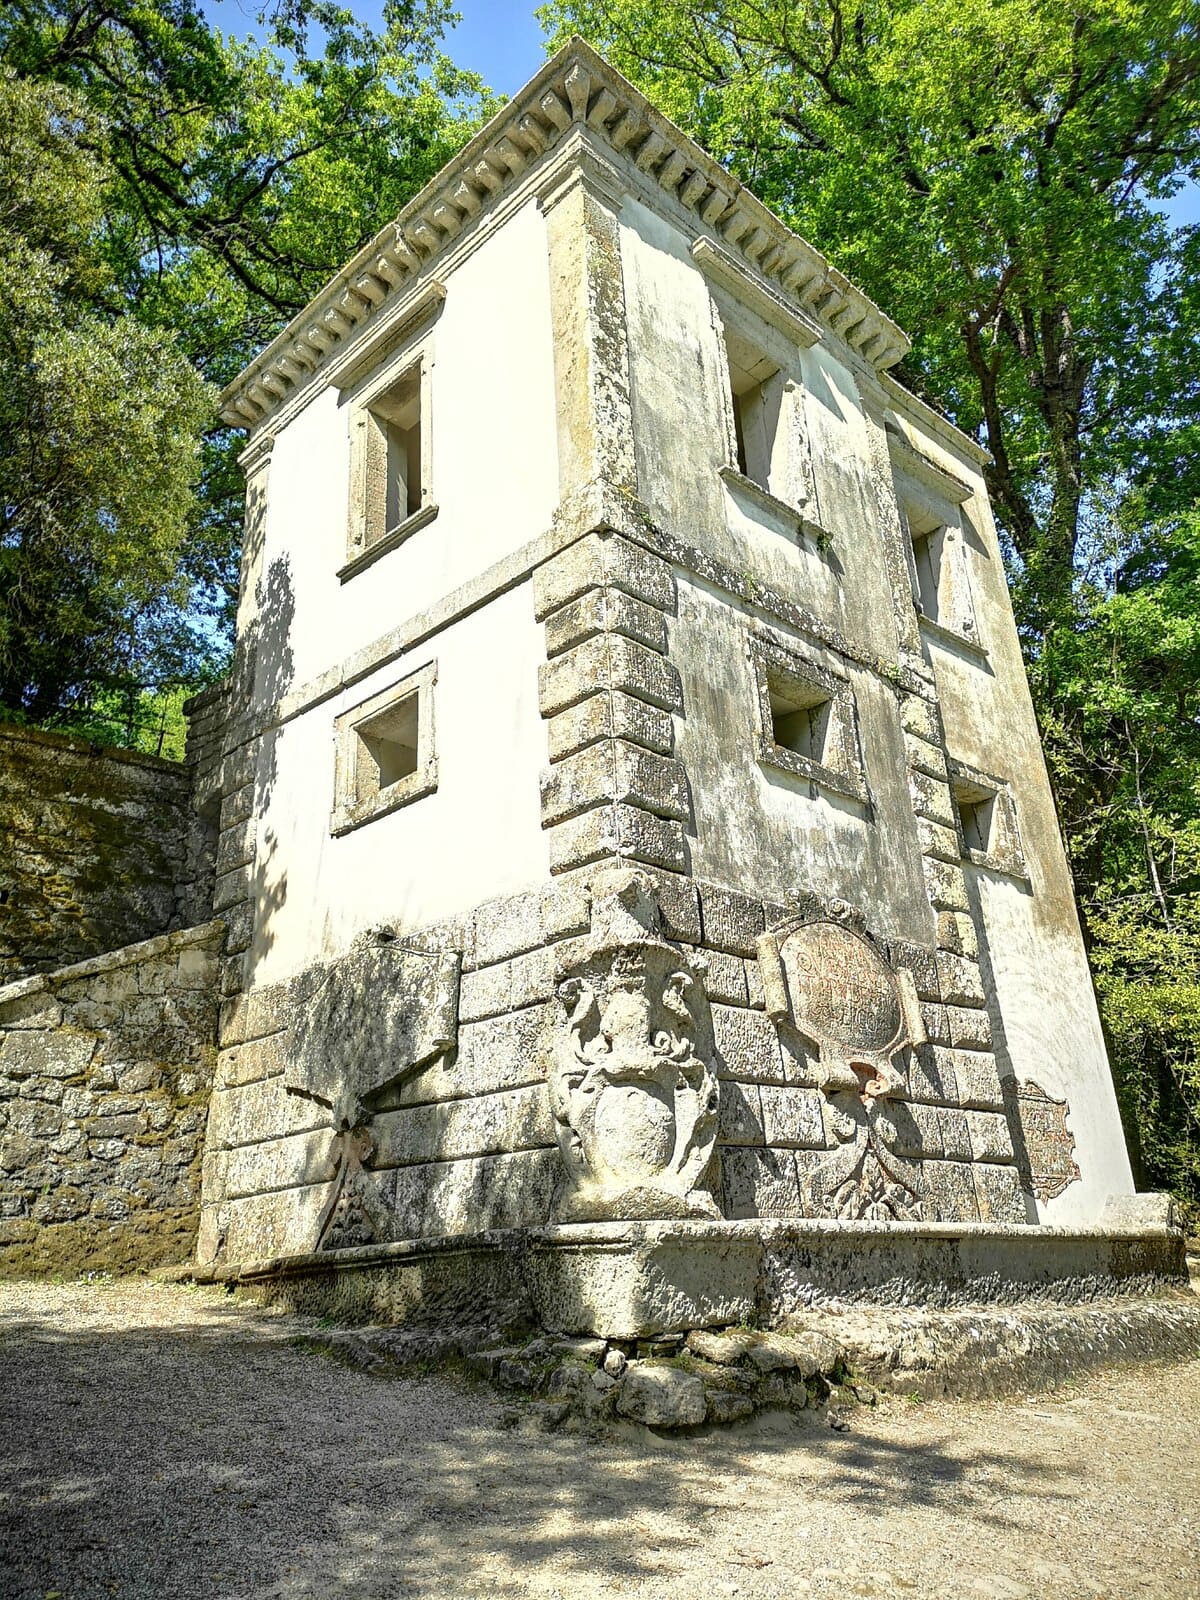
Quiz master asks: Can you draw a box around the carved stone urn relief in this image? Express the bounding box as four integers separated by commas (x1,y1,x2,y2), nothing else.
758,903,925,1221
547,868,720,1221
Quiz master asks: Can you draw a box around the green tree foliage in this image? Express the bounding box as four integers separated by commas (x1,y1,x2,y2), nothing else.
542,0,1200,1211
0,1,490,726
0,71,214,724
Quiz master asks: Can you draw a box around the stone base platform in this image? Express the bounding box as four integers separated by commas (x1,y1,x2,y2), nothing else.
178,1217,1189,1339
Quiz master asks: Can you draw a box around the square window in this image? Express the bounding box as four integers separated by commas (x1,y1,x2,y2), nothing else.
949,762,1027,878
332,663,437,835
750,636,867,804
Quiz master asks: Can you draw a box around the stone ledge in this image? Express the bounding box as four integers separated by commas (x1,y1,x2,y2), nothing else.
0,921,226,1007
183,1215,1190,1340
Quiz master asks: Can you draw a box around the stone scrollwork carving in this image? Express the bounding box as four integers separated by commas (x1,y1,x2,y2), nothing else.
758,901,925,1222
548,868,720,1222
286,932,461,1250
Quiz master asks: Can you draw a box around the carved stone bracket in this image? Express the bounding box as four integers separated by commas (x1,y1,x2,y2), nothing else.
285,933,461,1249
547,868,720,1221
758,900,925,1221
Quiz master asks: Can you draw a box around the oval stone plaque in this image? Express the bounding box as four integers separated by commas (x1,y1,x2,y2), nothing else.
778,921,902,1053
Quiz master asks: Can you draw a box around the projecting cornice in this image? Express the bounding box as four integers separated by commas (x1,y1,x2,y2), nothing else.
219,37,911,432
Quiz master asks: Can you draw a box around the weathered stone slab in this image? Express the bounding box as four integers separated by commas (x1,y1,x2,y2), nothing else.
287,942,461,1124
371,1084,554,1168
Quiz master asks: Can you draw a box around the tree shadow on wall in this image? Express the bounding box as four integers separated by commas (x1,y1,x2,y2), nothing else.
0,1294,1094,1600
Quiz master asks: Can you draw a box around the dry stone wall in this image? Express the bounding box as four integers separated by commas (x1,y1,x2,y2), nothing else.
0,922,224,1275
0,724,215,981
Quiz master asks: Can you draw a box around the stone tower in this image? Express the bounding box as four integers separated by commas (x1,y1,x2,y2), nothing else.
193,40,1161,1326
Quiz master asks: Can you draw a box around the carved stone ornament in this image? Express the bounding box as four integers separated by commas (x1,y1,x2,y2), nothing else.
547,868,720,1222
285,934,461,1250
1016,1079,1081,1202
758,901,925,1221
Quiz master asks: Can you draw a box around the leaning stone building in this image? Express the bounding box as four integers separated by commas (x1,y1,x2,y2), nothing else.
1,42,1179,1328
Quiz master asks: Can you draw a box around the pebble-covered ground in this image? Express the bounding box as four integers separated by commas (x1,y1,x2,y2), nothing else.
1,1278,1197,1600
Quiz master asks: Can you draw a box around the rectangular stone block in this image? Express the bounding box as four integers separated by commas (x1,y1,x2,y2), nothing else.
628,865,701,944
547,804,687,875
222,900,255,956
216,1182,333,1265
207,1075,327,1150
533,530,675,619
947,1047,1006,1110
907,768,956,827
778,1031,819,1086
905,731,947,780
703,950,749,1007
900,696,942,743
218,995,248,1048
381,1147,559,1237
918,817,960,864
245,984,289,1042
937,952,987,1009
966,1110,1015,1163
538,635,683,718
717,1078,764,1146
948,1004,992,1050
720,1146,800,1219
459,946,557,1023
711,1005,786,1083
372,1083,554,1168
216,819,256,876
220,782,255,831
759,1084,824,1149
920,1158,980,1223
540,741,689,826
434,1002,553,1101
213,867,252,915
922,856,969,913
936,1107,972,1161
0,1031,96,1080
973,1162,1028,1224
699,883,765,957
543,587,668,658
936,911,979,960
907,1042,958,1105
468,883,590,970
546,690,675,763
223,1128,339,1200
888,941,940,1002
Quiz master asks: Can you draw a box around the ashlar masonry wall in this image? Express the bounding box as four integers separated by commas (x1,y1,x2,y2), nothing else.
0,922,224,1275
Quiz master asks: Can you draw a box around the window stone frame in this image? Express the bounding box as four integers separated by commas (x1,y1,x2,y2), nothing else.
748,632,868,805
340,303,442,581
948,756,1028,880
331,661,438,837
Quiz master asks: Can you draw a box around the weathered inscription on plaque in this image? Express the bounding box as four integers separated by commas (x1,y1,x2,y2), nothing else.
1016,1080,1080,1201
779,922,902,1053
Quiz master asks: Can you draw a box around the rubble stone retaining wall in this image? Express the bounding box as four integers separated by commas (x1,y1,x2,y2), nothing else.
0,922,224,1276
0,723,215,981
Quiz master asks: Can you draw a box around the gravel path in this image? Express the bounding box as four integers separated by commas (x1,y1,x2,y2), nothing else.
1,1278,1197,1600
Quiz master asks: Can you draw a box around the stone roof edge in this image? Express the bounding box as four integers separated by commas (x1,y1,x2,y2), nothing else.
219,37,911,432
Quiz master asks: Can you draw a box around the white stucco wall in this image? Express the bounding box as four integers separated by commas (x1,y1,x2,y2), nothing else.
249,198,560,700
245,581,550,986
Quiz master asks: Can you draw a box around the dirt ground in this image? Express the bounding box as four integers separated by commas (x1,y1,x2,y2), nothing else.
0,1278,1196,1600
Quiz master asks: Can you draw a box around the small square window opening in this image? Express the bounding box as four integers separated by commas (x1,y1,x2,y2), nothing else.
769,678,834,767
955,786,996,856
355,693,420,806
332,661,437,835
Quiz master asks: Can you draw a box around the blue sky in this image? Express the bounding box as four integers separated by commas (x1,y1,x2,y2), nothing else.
212,0,551,94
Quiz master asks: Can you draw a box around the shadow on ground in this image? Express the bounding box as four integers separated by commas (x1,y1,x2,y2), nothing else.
1,1281,1189,1600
